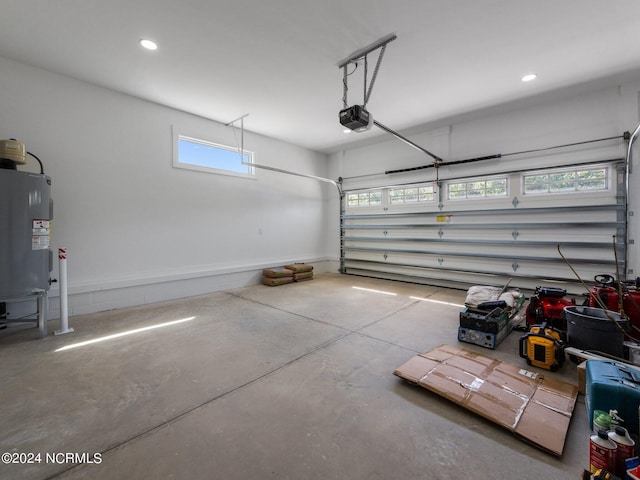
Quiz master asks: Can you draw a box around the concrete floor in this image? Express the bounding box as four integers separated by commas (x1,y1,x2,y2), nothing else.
0,273,590,480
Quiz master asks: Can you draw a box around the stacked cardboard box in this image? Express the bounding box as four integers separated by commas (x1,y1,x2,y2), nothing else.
262,264,314,286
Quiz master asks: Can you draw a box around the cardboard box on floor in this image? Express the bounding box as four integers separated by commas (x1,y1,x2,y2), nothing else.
577,360,587,395
394,344,578,456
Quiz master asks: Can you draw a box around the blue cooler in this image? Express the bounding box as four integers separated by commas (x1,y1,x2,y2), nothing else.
585,360,640,435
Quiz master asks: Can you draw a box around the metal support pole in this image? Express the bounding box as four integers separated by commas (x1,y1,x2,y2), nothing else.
624,123,640,277
364,44,387,107
54,247,74,335
225,113,250,169
342,66,348,109
246,161,341,192
373,120,443,162
337,33,397,68
337,33,396,110
224,113,250,127
37,291,48,339
339,178,346,274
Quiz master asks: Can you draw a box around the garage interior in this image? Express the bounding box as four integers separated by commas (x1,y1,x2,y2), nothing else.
2,1,640,479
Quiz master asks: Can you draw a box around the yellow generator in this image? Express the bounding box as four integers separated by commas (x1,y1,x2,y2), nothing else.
519,322,566,371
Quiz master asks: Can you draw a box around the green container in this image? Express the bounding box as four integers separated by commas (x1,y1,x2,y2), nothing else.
592,409,611,432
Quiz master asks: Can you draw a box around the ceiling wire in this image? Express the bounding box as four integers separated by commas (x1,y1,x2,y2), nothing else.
342,64,358,109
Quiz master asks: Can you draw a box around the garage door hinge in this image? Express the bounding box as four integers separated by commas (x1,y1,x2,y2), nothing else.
512,230,519,240
512,197,520,208
438,257,444,265
512,261,519,272
438,228,444,238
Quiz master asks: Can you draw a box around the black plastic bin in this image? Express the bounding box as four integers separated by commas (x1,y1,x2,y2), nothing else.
565,306,627,357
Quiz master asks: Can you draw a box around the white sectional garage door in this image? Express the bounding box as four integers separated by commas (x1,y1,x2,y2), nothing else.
341,157,627,295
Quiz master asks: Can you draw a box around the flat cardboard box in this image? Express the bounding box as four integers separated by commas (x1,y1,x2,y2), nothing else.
394,344,578,456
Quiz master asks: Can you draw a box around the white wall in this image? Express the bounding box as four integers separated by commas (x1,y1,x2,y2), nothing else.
328,79,640,277
0,56,336,319
4,53,640,324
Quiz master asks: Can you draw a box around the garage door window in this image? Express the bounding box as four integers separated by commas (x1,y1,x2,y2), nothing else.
346,191,383,207
390,184,435,204
523,166,607,194
447,177,508,200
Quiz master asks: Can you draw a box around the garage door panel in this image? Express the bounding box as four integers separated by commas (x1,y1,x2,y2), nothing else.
341,160,626,294
344,241,614,263
344,226,621,247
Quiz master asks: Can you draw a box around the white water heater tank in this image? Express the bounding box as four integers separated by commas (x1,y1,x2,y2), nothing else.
0,169,53,298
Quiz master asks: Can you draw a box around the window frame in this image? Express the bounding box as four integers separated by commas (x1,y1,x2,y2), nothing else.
389,183,436,205
446,175,509,201
522,164,609,195
346,190,384,208
172,128,255,179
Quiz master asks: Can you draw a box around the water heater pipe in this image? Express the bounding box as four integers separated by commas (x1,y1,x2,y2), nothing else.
54,248,74,336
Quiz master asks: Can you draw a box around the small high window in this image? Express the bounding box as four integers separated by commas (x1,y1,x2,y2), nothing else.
174,134,254,178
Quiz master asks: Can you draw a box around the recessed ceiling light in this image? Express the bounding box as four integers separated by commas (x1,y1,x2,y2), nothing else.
522,73,537,82
343,129,352,134
139,39,158,51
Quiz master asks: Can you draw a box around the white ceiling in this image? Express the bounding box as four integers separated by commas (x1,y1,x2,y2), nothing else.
2,1,640,154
